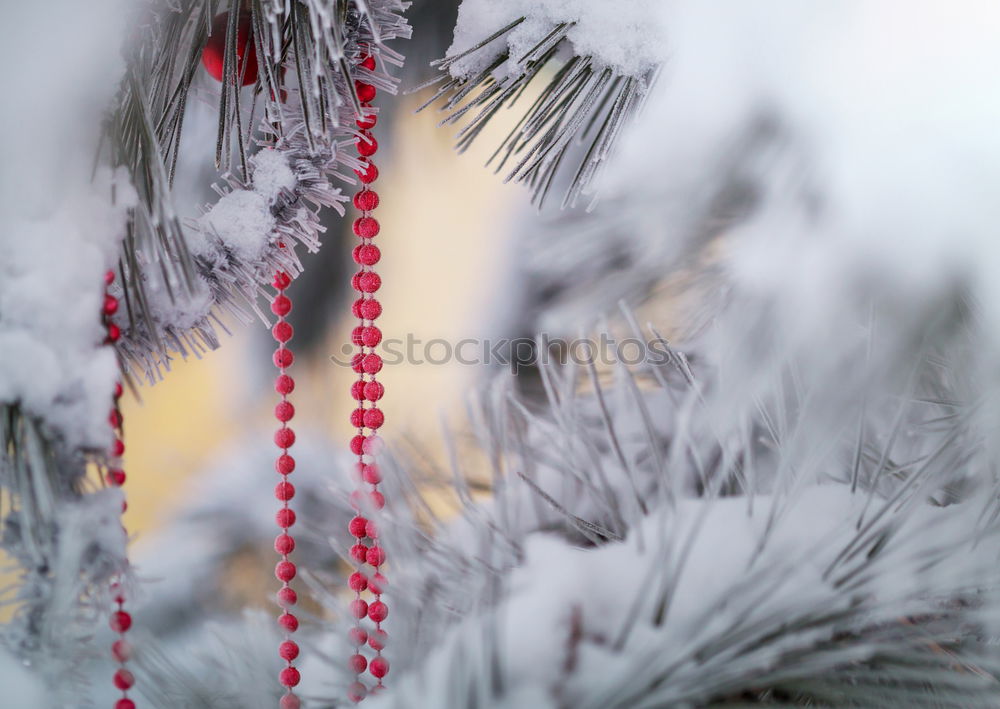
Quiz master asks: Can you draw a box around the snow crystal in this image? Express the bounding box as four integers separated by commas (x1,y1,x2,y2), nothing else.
448,0,668,80
195,189,276,264
250,148,297,201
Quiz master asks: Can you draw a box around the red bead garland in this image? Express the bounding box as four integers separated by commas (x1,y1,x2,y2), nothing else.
103,272,135,709
272,270,302,708
347,52,389,704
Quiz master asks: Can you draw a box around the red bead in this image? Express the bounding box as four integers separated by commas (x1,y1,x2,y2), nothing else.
276,560,297,582
111,438,125,456
357,133,378,157
365,519,379,539
201,12,258,85
351,326,365,347
362,464,382,485
350,408,365,428
109,409,122,428
369,491,386,510
351,299,365,319
113,381,123,399
360,327,382,348
273,321,293,342
115,699,136,709
349,516,369,538
351,380,366,401
280,695,301,709
350,599,369,619
275,374,295,395
363,381,384,401
363,408,384,429
276,481,295,501
350,435,365,455
275,401,295,422
276,507,297,527
110,610,132,633
106,469,126,487
111,639,131,662
351,272,363,292
355,160,379,184
106,323,121,343
369,572,387,595
353,217,380,239
279,613,299,632
275,533,296,554
358,272,381,293
273,271,292,290
276,454,296,475
273,347,294,368
349,653,368,673
355,81,376,102
348,571,368,592
362,354,383,374
280,666,301,687
349,626,369,646
369,656,389,679
279,640,299,661
361,300,382,321
350,543,369,564
113,668,135,690
348,682,368,703
355,244,381,265
351,353,365,374
354,190,380,211
359,55,376,71
368,628,388,651
271,294,292,316
366,547,387,568
277,586,298,607
105,270,116,285
275,427,296,448
104,294,119,315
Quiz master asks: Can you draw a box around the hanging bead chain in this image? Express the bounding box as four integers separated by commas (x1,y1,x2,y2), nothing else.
103,270,136,709
271,269,303,709
346,51,389,705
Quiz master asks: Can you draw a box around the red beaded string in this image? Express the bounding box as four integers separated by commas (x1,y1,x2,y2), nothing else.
271,269,303,709
346,52,389,705
103,271,136,709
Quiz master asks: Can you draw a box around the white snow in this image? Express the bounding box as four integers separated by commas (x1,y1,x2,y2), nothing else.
448,0,669,80
195,189,276,263
250,148,297,201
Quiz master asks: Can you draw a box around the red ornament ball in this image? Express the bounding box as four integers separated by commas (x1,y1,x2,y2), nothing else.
277,586,298,607
350,543,369,564
110,610,132,633
369,656,389,679
366,547,387,569
275,374,295,395
273,321,293,343
357,132,378,157
360,299,382,321
354,244,381,266
103,294,119,315
275,560,297,582
273,271,292,290
201,12,258,86
357,111,378,130
275,427,296,449
278,612,299,632
279,640,299,661
348,571,368,592
113,668,135,690
351,380,366,401
350,598,369,619
349,516,369,538
115,700,136,709
275,481,296,501
363,380,384,401
363,408,384,429
275,533,296,554
354,189,380,211
355,160,379,184
353,217,380,239
358,272,381,293
271,294,292,316
276,454,296,475
280,666,301,687
275,401,295,422
349,654,368,674
355,81,377,103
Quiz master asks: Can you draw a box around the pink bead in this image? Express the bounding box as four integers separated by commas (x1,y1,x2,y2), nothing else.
351,298,365,319
351,380,366,401
111,639,131,662
111,438,125,456
370,490,386,510
105,270,116,285
273,271,292,290
361,299,382,320
357,132,378,157
350,408,365,428
362,464,382,485
362,435,385,456
110,610,132,633
349,516,369,538
355,81,376,102
276,508,296,527
279,640,299,661
353,217,380,239
348,571,368,592
364,380,385,401
106,323,121,343
362,354,383,375
368,628,388,651
349,653,368,673
369,572,387,594
355,160,379,184
366,547,387,568
275,534,296,554
355,244,381,265
350,435,365,455
349,626,369,646
275,481,295,501
351,352,365,373
350,543,369,564
276,454,296,475
275,374,295,395
115,699,136,709
350,599,369,619
271,294,292,316
276,560,297,582
273,347,294,368
280,666,301,687
348,681,368,703
353,190,379,211
365,519,379,539
359,272,381,293
351,326,365,347
275,401,295,422
277,586,298,607
113,668,135,690
363,408,384,429
104,294,119,315
280,694,301,709
273,321,293,342
360,326,382,348
275,427,296,448
351,272,363,292
279,612,299,632
369,656,389,679
107,469,126,487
